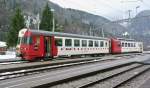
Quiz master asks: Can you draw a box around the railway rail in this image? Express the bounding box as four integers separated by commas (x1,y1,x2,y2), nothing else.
0,53,142,65
0,57,116,80
0,53,141,72
0,53,142,80
0,54,149,88
76,64,150,88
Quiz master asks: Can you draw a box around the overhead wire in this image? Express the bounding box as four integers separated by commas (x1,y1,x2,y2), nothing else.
113,14,150,23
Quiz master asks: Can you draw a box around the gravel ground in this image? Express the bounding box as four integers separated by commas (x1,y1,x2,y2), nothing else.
88,65,150,88
118,69,150,88
50,64,141,88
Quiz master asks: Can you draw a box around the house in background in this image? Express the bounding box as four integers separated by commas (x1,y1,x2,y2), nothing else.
0,41,7,55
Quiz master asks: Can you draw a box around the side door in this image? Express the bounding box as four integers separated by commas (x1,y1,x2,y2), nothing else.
32,35,41,56
44,36,51,57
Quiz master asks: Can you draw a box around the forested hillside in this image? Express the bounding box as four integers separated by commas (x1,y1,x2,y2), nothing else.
0,0,127,41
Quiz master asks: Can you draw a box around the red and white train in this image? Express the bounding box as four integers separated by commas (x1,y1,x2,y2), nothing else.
16,28,143,61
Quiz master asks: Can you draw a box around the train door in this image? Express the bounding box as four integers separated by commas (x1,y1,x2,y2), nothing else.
139,43,143,52
44,37,51,57
109,40,111,53
32,36,41,57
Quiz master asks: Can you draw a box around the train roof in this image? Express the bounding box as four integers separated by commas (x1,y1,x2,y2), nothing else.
117,38,141,42
117,38,134,41
29,29,109,40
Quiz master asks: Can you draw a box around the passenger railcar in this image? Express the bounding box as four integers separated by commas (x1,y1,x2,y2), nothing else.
16,28,110,61
119,38,143,53
16,28,143,61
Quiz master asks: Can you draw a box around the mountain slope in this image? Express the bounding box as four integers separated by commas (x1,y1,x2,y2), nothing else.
128,10,150,49
129,10,150,36
0,0,126,41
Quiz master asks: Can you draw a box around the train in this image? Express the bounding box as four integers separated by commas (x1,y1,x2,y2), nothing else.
16,28,143,61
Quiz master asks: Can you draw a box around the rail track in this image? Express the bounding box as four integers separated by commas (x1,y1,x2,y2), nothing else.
0,53,142,81
0,53,148,88
42,63,150,88
78,64,150,88
0,53,141,72
0,53,142,65
0,57,116,80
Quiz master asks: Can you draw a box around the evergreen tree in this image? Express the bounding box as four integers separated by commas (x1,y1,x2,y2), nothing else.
55,20,64,32
7,8,25,47
40,4,53,31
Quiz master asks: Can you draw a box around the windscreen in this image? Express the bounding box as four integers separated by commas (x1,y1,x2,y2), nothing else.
18,36,32,45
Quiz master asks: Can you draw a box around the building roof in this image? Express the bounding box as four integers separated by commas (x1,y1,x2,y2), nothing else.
0,41,6,47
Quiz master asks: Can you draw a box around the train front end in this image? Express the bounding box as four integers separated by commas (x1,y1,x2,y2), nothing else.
16,28,33,60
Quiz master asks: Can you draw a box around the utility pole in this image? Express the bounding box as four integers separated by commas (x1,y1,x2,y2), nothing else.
136,6,140,15
52,14,55,32
128,10,132,19
127,10,132,26
51,9,55,32
101,27,104,37
36,13,40,31
90,26,92,36
120,0,140,22
127,10,132,39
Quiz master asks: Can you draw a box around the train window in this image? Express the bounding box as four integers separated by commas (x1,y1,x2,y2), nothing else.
29,37,32,44
21,36,32,45
21,37,27,44
95,41,99,47
17,37,21,44
65,39,72,47
122,43,124,47
128,43,131,47
125,43,127,47
74,39,80,47
131,43,133,47
105,42,108,47
55,38,62,46
82,40,87,47
134,43,136,47
128,43,130,47
100,41,104,47
89,40,93,47
36,36,40,45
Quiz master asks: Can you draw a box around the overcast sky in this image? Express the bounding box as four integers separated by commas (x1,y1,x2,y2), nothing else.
49,0,150,20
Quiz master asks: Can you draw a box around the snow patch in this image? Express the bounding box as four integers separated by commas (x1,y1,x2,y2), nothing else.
6,51,16,55
0,51,19,62
0,54,16,59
